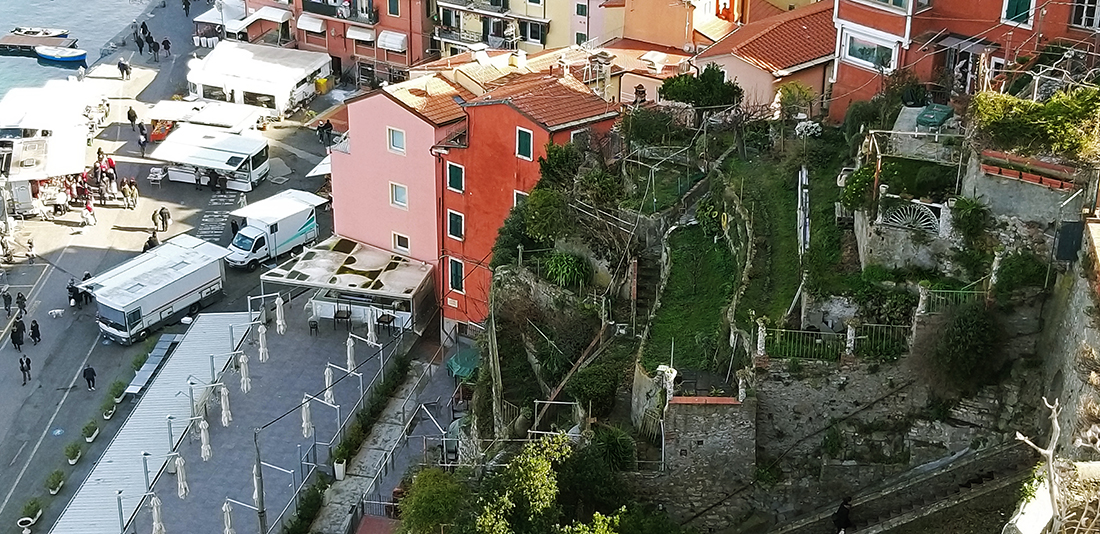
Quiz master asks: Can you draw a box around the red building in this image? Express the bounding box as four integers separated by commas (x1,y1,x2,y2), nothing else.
829,0,1097,121
244,0,436,83
434,72,619,334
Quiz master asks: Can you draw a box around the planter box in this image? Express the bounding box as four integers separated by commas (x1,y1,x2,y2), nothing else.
103,409,115,420
48,481,63,495
67,451,81,465
85,427,99,443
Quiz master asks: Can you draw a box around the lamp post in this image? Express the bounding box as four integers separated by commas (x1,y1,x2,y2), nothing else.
254,430,268,534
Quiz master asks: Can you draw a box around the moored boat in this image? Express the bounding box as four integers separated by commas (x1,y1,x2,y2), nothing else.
12,27,70,38
34,45,86,62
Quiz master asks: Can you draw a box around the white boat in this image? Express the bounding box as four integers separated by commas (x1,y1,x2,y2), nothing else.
34,46,86,62
12,27,70,38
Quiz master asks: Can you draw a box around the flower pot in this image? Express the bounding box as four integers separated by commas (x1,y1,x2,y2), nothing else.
85,427,100,443
103,409,115,421
48,481,63,495
67,451,81,465
334,459,346,481
17,508,42,528
113,394,125,404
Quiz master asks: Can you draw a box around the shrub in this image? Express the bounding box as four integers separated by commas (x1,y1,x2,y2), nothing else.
108,380,127,399
951,197,992,247
970,88,1100,160
82,420,98,438
822,425,843,457
538,142,584,191
283,476,330,534
21,498,41,519
544,252,592,289
995,251,1047,294
524,188,573,243
590,425,636,471
399,468,470,534
101,397,117,415
45,469,64,491
576,168,622,208
65,442,82,460
490,204,539,269
841,165,876,210
932,302,1000,391
131,352,148,372
696,192,722,237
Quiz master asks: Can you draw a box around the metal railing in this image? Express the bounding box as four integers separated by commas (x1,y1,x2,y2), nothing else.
765,328,845,361
926,289,986,314
856,324,911,362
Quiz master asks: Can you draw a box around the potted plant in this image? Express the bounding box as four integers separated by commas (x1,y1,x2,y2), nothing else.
65,442,82,465
332,443,351,481
18,498,42,528
109,380,127,404
45,469,64,495
83,420,99,443
102,397,116,420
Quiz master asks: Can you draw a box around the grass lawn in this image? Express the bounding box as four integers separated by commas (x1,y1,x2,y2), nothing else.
726,158,802,326
642,225,736,371
804,136,859,297
621,162,704,214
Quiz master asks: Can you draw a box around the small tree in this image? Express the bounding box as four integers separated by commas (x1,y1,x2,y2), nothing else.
932,302,1000,391
658,63,744,127
399,468,470,534
524,188,573,243
538,143,584,191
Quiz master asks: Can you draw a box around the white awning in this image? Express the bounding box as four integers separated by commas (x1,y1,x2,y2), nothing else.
297,13,326,34
377,30,407,52
346,26,375,42
255,5,293,23
306,155,331,177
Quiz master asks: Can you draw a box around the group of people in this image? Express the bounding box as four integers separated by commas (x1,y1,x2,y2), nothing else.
127,106,151,158
2,288,42,379
131,20,171,61
316,120,336,146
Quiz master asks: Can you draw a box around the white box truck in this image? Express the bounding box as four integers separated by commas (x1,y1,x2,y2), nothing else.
226,189,329,271
79,234,231,345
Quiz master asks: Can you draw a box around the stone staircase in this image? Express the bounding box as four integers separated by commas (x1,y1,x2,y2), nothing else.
634,253,660,330
767,441,1035,534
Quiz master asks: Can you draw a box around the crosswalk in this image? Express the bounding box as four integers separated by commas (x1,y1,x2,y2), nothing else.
195,192,244,243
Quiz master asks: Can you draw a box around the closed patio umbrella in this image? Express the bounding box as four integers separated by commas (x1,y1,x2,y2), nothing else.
151,494,166,534
257,324,269,363
346,336,355,371
366,307,377,345
239,352,251,393
222,501,235,534
275,295,286,335
324,366,335,405
220,386,232,427
301,397,313,438
176,455,189,499
200,419,212,461
252,463,260,506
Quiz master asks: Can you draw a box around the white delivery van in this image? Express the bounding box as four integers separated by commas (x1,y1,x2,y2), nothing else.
149,123,269,192
226,189,328,271
79,234,231,345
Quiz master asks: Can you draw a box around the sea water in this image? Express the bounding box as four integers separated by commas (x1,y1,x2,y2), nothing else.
0,0,151,98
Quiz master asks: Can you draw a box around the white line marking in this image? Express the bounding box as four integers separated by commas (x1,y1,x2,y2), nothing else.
8,442,27,466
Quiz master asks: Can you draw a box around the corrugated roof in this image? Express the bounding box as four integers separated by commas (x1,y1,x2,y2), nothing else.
469,72,619,129
413,49,513,70
600,39,692,80
383,74,477,125
696,1,834,73
49,312,254,534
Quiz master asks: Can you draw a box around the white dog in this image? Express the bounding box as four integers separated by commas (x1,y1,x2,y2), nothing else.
47,309,65,319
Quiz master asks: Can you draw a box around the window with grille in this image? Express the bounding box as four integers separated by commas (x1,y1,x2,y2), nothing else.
1072,0,1099,27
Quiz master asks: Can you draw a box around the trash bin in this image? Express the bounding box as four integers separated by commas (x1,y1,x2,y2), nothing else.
209,36,219,47
192,35,200,47
199,37,209,48
315,77,329,95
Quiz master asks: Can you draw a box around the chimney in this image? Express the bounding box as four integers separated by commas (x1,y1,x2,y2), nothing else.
558,53,569,78
511,49,528,70
633,84,646,105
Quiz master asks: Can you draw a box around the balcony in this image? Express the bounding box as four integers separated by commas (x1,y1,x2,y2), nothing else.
438,0,510,16
434,27,517,49
302,0,380,24
302,0,340,17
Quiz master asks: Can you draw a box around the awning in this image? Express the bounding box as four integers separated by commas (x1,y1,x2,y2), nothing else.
297,13,326,34
377,30,407,53
346,26,375,42
936,34,998,55
306,155,331,177
255,5,292,23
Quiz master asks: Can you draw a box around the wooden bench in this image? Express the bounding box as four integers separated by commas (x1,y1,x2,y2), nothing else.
124,334,184,396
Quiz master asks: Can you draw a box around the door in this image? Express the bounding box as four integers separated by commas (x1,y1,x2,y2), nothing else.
126,308,142,332
481,17,490,41
252,235,269,259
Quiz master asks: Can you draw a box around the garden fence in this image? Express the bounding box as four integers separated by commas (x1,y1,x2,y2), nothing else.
925,289,986,314
765,328,845,361
855,324,912,361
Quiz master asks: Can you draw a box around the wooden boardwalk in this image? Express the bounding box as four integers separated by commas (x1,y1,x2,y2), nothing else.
0,34,78,55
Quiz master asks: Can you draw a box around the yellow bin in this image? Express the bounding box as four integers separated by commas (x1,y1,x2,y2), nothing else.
315,77,330,95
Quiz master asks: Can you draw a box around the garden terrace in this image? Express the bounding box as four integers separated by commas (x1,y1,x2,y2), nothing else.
979,150,1078,191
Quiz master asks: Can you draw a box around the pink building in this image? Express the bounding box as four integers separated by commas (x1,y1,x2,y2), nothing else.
330,74,474,284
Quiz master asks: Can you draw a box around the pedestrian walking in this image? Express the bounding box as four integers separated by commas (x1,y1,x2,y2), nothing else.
83,364,96,391
317,121,327,144
194,168,203,190
2,289,11,317
149,40,160,62
19,355,30,385
230,219,239,236
161,38,171,58
120,181,131,209
83,201,97,227
11,329,23,352
82,272,93,306
25,238,34,265
183,0,191,16
129,179,140,209
151,210,161,232
138,133,148,157
13,316,24,336
127,107,138,131
135,33,144,55
832,497,853,534
159,206,172,232
138,121,147,137
131,19,139,35
117,58,128,79
140,21,149,36
15,292,26,315
219,174,228,193
30,320,40,345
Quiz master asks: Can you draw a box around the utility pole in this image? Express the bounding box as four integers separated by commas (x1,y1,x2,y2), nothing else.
488,270,505,439
254,430,268,534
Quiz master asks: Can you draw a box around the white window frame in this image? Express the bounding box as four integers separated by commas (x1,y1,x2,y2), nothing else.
446,161,465,193
516,127,533,160
514,190,529,206
849,0,907,13
392,232,410,252
447,210,465,241
390,182,408,209
448,257,465,293
840,28,898,73
576,2,587,15
570,129,583,143
387,126,406,154
1071,0,1100,29
1000,0,1034,27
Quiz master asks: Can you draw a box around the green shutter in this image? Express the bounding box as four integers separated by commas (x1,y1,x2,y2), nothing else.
518,130,532,158
448,164,464,191
1006,0,1030,22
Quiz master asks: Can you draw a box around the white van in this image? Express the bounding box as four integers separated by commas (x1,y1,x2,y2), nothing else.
226,190,328,271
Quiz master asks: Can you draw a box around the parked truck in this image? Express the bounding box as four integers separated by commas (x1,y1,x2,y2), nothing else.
79,234,231,345
225,189,328,272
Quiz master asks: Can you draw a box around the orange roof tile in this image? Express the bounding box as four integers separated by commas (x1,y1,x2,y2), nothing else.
746,0,783,21
383,74,476,125
697,1,834,74
467,72,620,130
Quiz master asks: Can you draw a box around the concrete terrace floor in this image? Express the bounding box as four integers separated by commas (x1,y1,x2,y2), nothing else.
121,294,451,534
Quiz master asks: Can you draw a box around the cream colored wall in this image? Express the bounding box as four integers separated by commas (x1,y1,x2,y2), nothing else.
623,0,693,50
709,55,777,108
545,0,572,47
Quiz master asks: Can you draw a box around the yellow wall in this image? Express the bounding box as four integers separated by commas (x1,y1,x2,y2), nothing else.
623,0,693,50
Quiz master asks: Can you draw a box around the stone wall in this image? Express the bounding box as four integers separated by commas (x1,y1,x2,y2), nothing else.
960,156,1084,225
853,210,954,272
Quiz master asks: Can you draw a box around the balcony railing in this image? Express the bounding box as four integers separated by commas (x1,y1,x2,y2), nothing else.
303,0,379,23
302,0,340,17
439,0,510,14
434,26,517,49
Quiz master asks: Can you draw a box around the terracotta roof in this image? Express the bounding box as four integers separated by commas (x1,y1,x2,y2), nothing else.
600,38,692,79
383,74,476,125
746,0,783,21
467,72,619,130
696,1,834,74
695,17,736,43
600,0,626,7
